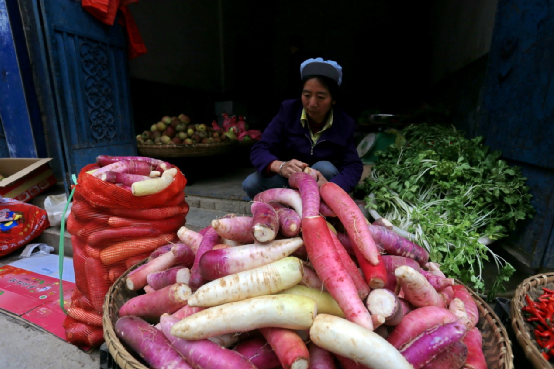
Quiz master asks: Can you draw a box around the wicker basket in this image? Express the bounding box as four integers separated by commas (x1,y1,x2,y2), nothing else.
511,272,554,369
137,140,238,158
102,266,514,369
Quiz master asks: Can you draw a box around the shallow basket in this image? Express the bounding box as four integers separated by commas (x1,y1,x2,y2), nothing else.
511,272,554,369
137,140,238,158
102,267,514,369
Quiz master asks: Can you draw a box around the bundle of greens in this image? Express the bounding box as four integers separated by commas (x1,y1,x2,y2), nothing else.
356,124,534,298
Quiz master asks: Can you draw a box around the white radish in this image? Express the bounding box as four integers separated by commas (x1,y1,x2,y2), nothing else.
177,226,203,254
131,167,178,196
277,285,344,318
365,289,404,326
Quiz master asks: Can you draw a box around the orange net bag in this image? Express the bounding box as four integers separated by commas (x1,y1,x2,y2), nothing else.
63,158,187,348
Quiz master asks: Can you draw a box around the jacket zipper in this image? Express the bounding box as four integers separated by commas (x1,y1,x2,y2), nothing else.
305,133,326,156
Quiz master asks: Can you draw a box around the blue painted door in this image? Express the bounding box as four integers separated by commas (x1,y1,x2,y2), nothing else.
17,0,136,184
479,0,554,269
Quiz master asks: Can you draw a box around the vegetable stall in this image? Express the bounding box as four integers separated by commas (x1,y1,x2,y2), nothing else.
66,155,514,368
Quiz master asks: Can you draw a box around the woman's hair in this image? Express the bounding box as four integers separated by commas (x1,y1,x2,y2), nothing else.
301,75,341,102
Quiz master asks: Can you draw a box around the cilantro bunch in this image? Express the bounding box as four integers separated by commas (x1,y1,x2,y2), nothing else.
356,124,534,298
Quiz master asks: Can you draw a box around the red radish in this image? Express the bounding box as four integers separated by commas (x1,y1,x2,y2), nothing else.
147,266,190,290
320,182,380,266
395,266,446,308
419,270,454,291
125,252,150,269
308,342,337,369
422,340,467,369
188,257,303,307
300,263,325,290
368,225,429,267
144,285,155,294
96,155,167,169
425,263,455,305
260,327,309,369
188,226,221,291
289,172,320,218
114,316,192,369
148,244,173,261
172,304,205,320
171,295,317,340
101,171,150,185
177,226,203,253
267,201,301,237
91,160,152,178
386,306,457,349
254,188,303,216
100,232,177,265
119,283,191,317
335,232,355,256
251,201,280,243
382,255,420,293
452,285,479,329
328,227,370,299
125,243,194,291
199,237,303,280
67,306,103,327
235,337,282,369
310,314,412,369
160,314,257,369
462,328,487,369
278,285,344,318
449,298,473,331
352,241,388,289
302,216,373,331
87,226,160,246
365,289,404,326
400,320,467,369
211,216,255,244
319,199,337,217
85,257,110,311
110,205,186,220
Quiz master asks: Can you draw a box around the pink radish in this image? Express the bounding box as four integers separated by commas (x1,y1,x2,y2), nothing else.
211,216,255,244
148,244,173,261
399,298,414,317
382,255,420,293
267,201,301,237
302,215,373,331
300,263,325,290
319,199,337,217
172,304,205,320
449,298,473,331
462,328,487,369
144,285,155,294
425,262,454,305
119,283,191,317
235,337,281,369
160,314,257,369
452,285,479,329
395,266,446,308
386,306,457,349
177,226,203,253
96,155,170,169
125,243,194,291
422,340,467,369
254,188,303,216
188,226,221,291
199,237,304,280
147,266,191,290
114,316,192,369
260,327,309,369
419,269,455,291
365,289,404,326
289,172,320,218
320,182,380,266
251,201,280,243
101,171,151,185
335,231,355,256
368,225,429,266
400,320,466,369
91,160,152,178
308,342,337,369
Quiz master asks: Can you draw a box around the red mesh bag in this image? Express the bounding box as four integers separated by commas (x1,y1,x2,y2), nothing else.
64,158,187,348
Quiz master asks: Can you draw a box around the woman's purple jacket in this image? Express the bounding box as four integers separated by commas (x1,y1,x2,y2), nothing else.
250,98,363,193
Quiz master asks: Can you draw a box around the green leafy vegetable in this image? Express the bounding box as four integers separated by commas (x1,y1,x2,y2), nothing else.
355,124,534,299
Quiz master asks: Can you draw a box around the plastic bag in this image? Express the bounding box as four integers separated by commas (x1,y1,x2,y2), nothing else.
44,194,72,227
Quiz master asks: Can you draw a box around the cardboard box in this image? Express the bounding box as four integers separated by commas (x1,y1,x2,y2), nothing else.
0,158,57,202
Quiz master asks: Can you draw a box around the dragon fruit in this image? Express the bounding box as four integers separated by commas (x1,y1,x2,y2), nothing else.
237,116,247,132
247,130,262,140
211,120,222,131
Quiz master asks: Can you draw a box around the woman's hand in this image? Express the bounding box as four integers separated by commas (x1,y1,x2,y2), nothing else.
273,159,308,179
314,170,328,187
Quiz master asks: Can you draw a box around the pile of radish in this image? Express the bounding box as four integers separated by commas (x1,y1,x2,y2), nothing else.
114,171,489,369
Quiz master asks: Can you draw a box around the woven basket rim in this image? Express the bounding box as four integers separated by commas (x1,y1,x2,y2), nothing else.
511,272,554,369
137,140,238,158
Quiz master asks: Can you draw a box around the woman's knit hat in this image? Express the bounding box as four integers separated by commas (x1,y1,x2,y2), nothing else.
300,58,343,86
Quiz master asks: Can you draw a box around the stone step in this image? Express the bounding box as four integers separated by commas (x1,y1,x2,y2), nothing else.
185,194,250,215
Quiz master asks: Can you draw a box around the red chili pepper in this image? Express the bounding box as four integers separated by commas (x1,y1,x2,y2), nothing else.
543,351,551,360
543,288,554,295
536,329,552,338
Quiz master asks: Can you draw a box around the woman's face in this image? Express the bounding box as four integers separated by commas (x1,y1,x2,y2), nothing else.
301,78,335,124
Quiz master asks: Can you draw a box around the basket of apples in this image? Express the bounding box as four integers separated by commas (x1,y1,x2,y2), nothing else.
136,114,238,158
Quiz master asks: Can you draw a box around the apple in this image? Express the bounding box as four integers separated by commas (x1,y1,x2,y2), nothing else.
154,137,162,144
176,123,186,132
136,137,144,144
187,124,196,131
197,131,207,138
220,133,227,141
171,137,182,145
151,130,161,139
178,114,191,124
145,139,154,145
201,138,210,144
214,137,221,143
178,132,188,140
162,116,172,124
160,135,172,144
207,137,214,144
151,124,158,132
194,124,200,130
187,128,195,136
157,121,167,131
212,131,220,138
136,134,142,140
184,138,193,144
171,118,180,128
142,130,151,140
165,126,176,138
192,134,201,143
197,123,207,132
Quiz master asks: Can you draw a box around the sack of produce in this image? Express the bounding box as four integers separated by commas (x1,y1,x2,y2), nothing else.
63,155,188,347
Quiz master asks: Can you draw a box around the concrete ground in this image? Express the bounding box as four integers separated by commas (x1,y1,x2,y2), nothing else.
0,160,537,368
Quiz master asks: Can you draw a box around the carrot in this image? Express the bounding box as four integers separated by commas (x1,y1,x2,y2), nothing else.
288,172,320,218
85,257,110,311
160,314,257,369
86,328,105,347
254,188,303,217
278,285,344,318
386,306,457,349
119,283,192,317
125,252,150,269
188,226,221,291
198,237,304,280
92,159,152,178
109,205,186,220
66,322,96,347
320,182,381,266
108,265,127,283
189,257,303,307
422,340,467,369
211,216,255,244
366,289,404,326
309,314,412,369
67,306,103,327
368,225,429,267
308,341,338,369
395,266,446,308
399,320,467,369
71,200,110,222
71,289,95,311
99,233,177,265
461,328,487,369
302,216,373,331
251,201,280,243
452,285,479,329
87,226,161,247
260,327,309,369
108,213,186,233
147,266,190,290
77,220,110,240
235,337,282,369
71,237,90,296
115,316,192,369
171,295,317,340
267,201,301,237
